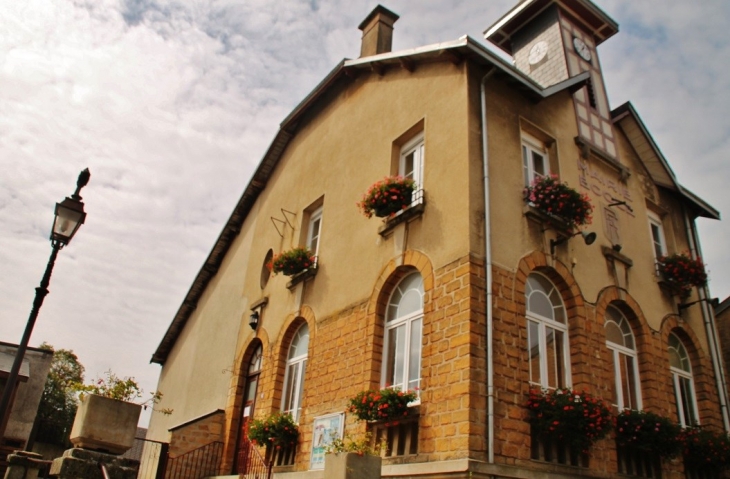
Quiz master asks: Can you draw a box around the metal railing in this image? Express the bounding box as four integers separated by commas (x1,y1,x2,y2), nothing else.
236,438,270,479
165,441,223,479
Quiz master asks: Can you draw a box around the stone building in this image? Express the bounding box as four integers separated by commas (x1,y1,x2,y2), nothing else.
147,1,729,478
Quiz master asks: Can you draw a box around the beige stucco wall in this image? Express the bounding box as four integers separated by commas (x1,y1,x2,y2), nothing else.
148,61,475,443
480,69,706,338
146,202,261,442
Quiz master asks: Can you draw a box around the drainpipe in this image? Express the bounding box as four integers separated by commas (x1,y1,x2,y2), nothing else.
683,208,730,432
480,67,496,463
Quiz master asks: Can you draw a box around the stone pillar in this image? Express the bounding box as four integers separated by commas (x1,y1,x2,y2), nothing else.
4,451,50,479
49,448,138,479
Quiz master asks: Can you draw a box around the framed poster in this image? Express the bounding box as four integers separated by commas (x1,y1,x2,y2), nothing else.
309,412,345,470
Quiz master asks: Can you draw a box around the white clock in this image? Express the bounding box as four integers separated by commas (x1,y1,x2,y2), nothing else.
528,41,548,65
573,37,592,62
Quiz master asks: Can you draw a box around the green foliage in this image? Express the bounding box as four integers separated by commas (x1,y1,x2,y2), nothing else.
324,433,382,456
348,388,418,423
526,388,613,454
269,247,316,276
524,174,593,230
616,409,683,459
682,427,730,471
76,369,172,414
658,253,708,298
248,412,299,449
357,176,416,218
35,343,85,446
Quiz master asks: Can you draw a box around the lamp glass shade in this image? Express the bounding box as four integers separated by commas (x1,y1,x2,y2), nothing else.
249,312,259,330
51,197,86,244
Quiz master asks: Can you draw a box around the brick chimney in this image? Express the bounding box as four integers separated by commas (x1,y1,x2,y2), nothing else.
358,5,399,57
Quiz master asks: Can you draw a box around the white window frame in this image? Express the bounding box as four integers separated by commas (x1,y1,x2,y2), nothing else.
282,324,309,422
669,333,699,427
382,272,423,400
399,133,424,189
648,212,667,262
522,134,548,187
306,207,323,257
605,307,642,410
526,273,571,389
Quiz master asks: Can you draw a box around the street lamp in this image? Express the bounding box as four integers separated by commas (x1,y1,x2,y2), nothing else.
0,168,90,440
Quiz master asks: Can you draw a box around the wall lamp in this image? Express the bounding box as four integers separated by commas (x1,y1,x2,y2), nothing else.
249,311,260,330
678,297,719,313
550,230,597,255
248,297,268,331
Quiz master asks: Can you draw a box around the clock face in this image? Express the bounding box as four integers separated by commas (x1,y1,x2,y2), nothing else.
573,37,592,62
528,41,548,65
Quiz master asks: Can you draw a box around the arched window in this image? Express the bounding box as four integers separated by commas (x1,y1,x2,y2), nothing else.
383,272,423,394
669,333,699,427
605,306,641,410
282,323,309,422
525,273,570,388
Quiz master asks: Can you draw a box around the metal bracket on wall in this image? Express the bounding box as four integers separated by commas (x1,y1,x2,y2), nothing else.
270,208,296,237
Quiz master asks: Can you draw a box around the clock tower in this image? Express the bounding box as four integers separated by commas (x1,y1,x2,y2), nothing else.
485,0,620,161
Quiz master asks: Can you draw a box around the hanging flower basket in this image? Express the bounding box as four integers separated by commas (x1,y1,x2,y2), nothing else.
357,176,416,219
348,388,418,424
615,409,682,459
269,247,315,276
248,412,300,450
524,175,593,231
681,427,730,472
657,253,707,299
526,388,612,454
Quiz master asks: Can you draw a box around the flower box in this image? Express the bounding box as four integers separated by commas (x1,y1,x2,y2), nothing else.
524,175,593,232
348,388,418,423
269,248,316,277
526,388,612,454
357,176,416,219
69,394,142,455
615,409,682,459
657,253,707,299
248,412,299,451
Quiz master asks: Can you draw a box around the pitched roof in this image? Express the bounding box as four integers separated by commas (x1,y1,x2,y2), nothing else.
612,102,719,220
150,36,591,365
484,0,618,54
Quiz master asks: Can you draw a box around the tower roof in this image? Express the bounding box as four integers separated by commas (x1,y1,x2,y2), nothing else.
484,0,618,55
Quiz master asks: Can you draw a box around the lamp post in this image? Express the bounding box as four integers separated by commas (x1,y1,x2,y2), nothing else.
0,168,90,440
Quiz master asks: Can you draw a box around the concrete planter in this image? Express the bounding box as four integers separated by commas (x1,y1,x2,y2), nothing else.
69,394,141,455
324,452,381,479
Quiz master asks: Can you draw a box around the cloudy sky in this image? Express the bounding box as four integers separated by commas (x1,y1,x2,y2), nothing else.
1,0,728,426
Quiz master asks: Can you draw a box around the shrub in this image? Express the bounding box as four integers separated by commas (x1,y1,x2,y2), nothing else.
526,388,612,454
357,176,416,219
682,427,730,471
269,247,316,276
348,387,418,423
615,409,682,458
248,412,299,450
524,174,593,230
657,253,707,298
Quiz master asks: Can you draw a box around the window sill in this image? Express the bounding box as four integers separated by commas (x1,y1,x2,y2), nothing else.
378,190,425,237
286,265,318,290
523,205,573,237
601,246,633,267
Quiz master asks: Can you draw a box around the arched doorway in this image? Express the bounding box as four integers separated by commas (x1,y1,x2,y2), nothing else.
235,343,262,473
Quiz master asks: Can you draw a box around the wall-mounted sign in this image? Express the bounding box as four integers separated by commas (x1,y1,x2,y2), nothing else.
577,159,634,217
309,412,345,470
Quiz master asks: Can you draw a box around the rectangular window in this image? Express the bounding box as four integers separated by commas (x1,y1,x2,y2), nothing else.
522,134,548,186
648,212,666,261
307,207,323,256
399,133,424,189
